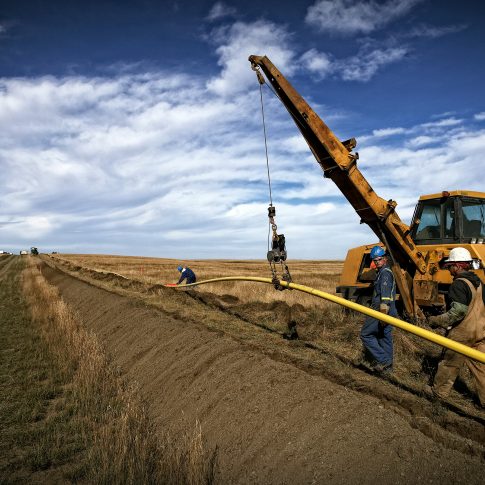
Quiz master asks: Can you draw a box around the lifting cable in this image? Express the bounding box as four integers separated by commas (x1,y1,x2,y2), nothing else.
165,276,485,365
250,62,317,146
253,65,292,290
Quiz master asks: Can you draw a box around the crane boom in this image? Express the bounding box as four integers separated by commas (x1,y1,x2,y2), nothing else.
249,55,430,317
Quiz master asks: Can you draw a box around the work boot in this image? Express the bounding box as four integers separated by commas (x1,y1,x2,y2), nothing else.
373,362,393,375
423,384,447,401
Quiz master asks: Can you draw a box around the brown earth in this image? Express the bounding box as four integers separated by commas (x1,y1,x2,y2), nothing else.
40,260,485,484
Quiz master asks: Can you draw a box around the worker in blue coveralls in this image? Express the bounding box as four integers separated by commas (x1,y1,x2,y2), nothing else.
176,265,196,285
360,246,397,373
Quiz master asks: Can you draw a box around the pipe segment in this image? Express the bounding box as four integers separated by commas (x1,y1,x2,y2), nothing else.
166,276,485,364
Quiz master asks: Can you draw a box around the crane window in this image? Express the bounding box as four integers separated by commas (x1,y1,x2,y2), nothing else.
462,199,485,238
415,201,441,240
443,198,455,238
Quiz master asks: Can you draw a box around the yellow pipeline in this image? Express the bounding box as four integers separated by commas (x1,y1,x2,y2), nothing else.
167,276,485,364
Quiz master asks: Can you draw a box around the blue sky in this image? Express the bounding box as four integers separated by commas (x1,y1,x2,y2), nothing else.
1,0,484,259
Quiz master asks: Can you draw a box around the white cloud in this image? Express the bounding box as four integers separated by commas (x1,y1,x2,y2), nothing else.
305,0,423,35
2,67,484,259
339,46,408,81
2,68,351,257
279,135,310,154
301,46,408,82
430,111,457,119
207,2,237,21
474,112,485,121
6,216,56,239
372,127,406,137
206,20,295,96
301,49,333,78
407,135,435,147
357,128,485,214
407,23,467,38
420,117,463,130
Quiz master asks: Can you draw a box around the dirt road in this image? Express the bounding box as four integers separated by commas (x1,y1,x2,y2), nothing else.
41,261,485,484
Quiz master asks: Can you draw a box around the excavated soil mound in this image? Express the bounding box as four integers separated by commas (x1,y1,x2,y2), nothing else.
41,263,485,484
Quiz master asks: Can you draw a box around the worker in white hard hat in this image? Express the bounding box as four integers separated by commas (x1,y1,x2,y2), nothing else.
427,247,485,406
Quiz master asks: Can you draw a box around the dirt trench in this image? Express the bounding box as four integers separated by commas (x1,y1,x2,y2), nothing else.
41,262,485,484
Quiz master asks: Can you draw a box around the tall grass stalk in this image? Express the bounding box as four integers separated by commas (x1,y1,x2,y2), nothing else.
22,263,215,484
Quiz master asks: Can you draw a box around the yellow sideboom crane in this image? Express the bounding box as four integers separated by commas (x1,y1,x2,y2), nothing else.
249,55,485,319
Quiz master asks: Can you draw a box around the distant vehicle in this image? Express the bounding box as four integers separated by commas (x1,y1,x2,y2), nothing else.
20,250,28,255
51,251,58,254
30,247,39,255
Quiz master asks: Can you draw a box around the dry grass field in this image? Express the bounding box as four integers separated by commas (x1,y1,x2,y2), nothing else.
29,253,485,483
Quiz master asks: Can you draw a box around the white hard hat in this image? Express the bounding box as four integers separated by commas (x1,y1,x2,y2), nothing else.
444,247,472,263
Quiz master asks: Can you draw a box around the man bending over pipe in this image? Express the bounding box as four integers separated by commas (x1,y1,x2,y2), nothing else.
176,265,197,285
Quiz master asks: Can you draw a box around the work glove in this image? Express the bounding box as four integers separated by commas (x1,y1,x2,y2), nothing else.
379,303,389,315
427,314,451,329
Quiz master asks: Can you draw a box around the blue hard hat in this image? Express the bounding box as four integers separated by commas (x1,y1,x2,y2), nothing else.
177,265,183,272
370,246,386,259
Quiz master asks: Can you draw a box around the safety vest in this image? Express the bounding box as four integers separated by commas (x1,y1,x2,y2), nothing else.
448,278,485,346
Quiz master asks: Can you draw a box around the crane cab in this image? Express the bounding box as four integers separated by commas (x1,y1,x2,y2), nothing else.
411,191,485,245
